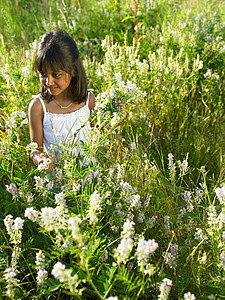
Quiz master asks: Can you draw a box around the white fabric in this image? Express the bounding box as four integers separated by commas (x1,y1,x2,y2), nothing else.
38,93,91,158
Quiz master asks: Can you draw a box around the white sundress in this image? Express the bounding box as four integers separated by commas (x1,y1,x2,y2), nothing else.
37,93,91,159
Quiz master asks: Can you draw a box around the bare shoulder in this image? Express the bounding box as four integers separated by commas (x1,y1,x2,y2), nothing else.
88,92,96,112
28,97,44,118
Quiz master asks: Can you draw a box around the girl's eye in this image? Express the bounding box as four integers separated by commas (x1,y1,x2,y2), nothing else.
40,73,47,77
53,73,61,78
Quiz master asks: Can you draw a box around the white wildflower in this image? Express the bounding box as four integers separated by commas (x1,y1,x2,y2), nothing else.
24,207,39,222
136,236,158,269
114,237,133,264
55,192,66,206
158,278,173,300
184,292,196,300
88,190,101,225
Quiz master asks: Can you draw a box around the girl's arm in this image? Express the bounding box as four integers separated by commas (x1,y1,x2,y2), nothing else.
28,98,55,173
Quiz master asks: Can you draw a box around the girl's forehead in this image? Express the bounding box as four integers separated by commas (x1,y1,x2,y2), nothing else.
40,63,60,73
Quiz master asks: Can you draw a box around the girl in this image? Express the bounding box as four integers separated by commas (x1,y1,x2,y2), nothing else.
29,29,125,173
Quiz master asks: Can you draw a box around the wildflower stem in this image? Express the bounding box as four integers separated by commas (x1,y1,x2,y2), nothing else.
85,264,103,299
159,231,175,276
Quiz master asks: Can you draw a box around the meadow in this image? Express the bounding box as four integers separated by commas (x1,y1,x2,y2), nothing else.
0,0,225,298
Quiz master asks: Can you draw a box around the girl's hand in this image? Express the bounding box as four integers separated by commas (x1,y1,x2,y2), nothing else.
33,153,55,173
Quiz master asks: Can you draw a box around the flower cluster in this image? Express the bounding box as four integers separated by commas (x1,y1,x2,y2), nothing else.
35,250,48,286
51,262,81,295
4,267,19,298
168,153,176,182
136,236,158,274
215,184,225,205
37,157,52,171
5,183,18,197
184,191,194,212
162,243,179,269
114,219,135,265
184,292,196,300
158,278,173,300
4,215,24,245
88,190,101,225
68,216,83,247
5,110,28,133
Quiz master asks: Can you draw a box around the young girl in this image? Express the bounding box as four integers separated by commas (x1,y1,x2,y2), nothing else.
29,29,126,173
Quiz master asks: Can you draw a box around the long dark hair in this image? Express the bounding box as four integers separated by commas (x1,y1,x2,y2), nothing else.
34,29,87,103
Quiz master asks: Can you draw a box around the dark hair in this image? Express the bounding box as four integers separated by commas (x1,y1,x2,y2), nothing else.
34,29,87,103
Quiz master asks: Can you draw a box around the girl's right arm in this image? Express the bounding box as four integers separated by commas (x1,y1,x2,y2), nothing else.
28,98,55,172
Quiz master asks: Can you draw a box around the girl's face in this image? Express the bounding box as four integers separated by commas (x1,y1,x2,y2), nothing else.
39,65,72,98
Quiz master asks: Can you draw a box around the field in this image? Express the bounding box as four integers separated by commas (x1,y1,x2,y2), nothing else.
0,0,225,299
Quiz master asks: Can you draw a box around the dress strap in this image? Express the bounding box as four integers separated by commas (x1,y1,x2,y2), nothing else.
86,91,90,107
37,95,47,115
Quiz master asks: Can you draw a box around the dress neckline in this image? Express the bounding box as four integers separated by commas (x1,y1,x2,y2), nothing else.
48,104,87,116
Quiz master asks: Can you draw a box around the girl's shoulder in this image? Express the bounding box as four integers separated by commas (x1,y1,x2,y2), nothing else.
28,95,45,117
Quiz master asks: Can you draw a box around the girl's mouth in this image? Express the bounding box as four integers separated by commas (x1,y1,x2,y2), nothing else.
48,87,58,91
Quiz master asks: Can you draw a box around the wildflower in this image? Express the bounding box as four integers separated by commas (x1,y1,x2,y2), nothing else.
130,142,136,151
88,190,101,225
51,262,80,294
40,207,57,231
194,228,207,243
35,250,47,285
51,262,66,282
219,251,225,269
46,181,54,190
27,142,38,149
215,185,225,205
22,65,30,76
162,244,178,269
184,292,196,300
101,250,108,261
136,236,158,270
37,269,48,285
55,192,66,206
207,205,218,228
13,217,24,230
147,215,157,229
184,191,194,212
158,278,173,300
114,237,133,264
68,216,83,246
38,157,52,171
222,231,225,240
6,183,17,196
168,153,176,181
4,215,24,245
180,156,188,174
121,219,135,238
129,194,141,209
11,247,21,269
25,50,31,59
34,176,47,190
106,297,118,300
164,216,171,234
4,267,18,298
24,207,39,222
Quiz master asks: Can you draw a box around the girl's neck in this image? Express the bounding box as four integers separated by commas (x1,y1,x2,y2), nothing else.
53,95,73,103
